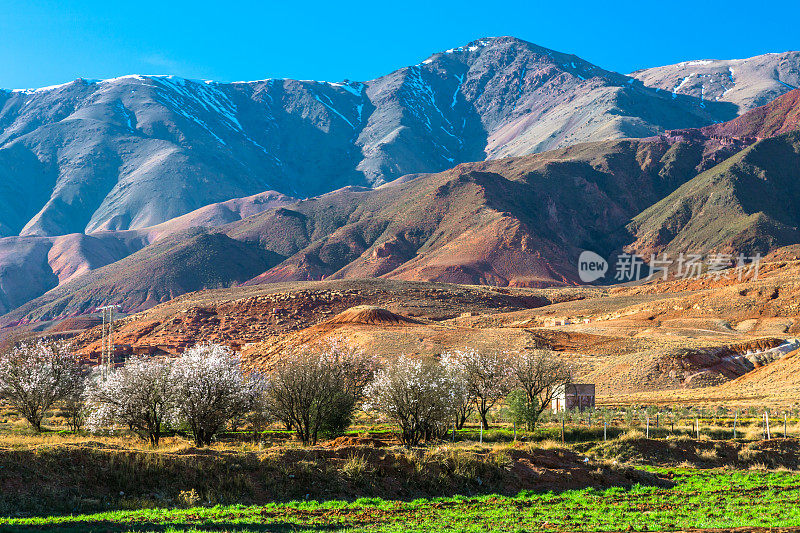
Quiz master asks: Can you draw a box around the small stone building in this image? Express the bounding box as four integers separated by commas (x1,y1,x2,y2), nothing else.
551,383,596,412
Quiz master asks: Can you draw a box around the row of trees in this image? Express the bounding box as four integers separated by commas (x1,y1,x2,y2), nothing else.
365,349,571,445
0,341,263,445
0,339,572,447
87,344,262,445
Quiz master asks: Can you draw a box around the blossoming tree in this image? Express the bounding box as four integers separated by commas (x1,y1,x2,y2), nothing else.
0,341,83,432
364,356,453,446
266,340,376,445
86,356,176,446
170,344,261,446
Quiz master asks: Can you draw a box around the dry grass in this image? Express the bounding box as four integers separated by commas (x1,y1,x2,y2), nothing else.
742,427,768,440
529,439,564,450
0,431,299,456
490,448,513,470
617,429,645,441
738,446,759,463
341,452,370,481
696,447,718,461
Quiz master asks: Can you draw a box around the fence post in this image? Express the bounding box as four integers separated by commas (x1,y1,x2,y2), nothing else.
513,421,517,442
480,418,484,444
733,410,738,439
561,416,565,444
604,420,607,442
646,414,650,439
696,417,700,439
785,413,788,439
452,420,456,442
765,412,771,440
656,412,659,429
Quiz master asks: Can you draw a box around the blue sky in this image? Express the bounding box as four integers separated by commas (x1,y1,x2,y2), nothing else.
1,0,798,89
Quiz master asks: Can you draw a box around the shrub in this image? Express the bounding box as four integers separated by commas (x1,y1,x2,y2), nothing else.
341,453,370,481
177,489,202,507
265,340,376,445
696,447,718,462
506,389,539,431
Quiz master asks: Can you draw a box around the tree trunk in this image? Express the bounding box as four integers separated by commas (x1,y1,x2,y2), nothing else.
479,410,490,430
456,411,467,430
27,409,44,433
194,428,212,447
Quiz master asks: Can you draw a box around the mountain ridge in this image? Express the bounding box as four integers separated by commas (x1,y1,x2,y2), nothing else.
0,36,734,238
3,44,800,323
631,51,800,112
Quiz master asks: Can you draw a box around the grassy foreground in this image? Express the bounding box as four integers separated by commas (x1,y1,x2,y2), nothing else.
2,468,800,532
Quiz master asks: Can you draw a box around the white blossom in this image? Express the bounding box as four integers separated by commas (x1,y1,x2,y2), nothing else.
170,344,259,446
0,340,82,431
440,349,512,429
85,356,176,445
364,356,453,445
440,352,475,429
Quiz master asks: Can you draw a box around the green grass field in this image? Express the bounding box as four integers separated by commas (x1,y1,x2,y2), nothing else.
2,468,800,532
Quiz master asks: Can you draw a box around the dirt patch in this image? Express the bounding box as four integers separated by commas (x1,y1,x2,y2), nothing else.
325,435,389,447
326,306,421,326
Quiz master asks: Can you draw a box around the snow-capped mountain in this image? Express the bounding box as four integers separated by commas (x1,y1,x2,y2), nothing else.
0,36,732,239
631,51,800,112
2,36,799,320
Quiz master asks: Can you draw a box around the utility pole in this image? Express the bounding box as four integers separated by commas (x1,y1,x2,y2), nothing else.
98,305,120,378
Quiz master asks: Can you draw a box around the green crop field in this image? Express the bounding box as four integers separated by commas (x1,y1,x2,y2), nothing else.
3,468,800,532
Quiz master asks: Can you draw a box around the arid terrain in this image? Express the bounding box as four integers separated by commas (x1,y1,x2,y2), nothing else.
21,240,787,410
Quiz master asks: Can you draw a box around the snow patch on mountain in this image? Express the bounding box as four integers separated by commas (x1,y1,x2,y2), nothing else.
313,93,356,129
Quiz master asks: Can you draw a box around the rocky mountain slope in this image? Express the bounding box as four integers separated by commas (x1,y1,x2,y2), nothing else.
627,91,800,258
4,46,800,323
631,52,800,112
0,36,731,240
6,89,800,324
0,190,292,314
1,129,750,323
